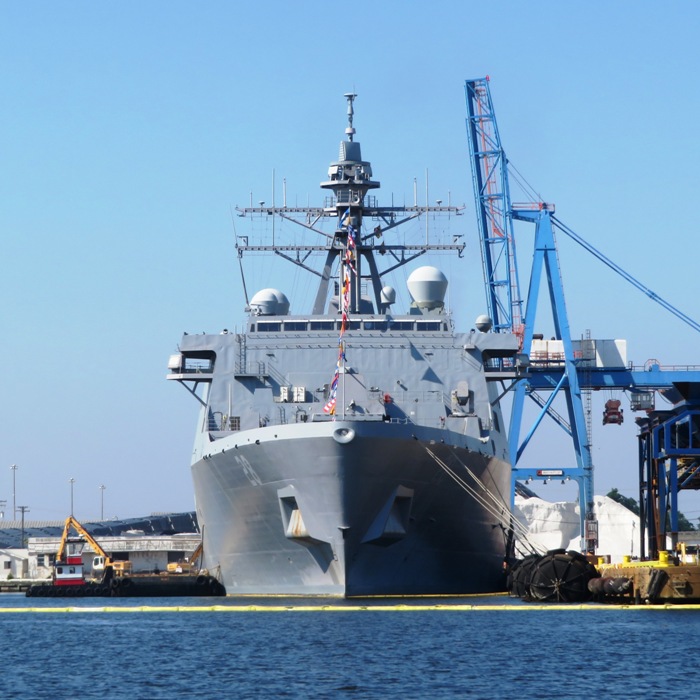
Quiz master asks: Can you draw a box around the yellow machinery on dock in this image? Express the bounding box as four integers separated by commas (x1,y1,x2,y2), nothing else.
597,548,700,603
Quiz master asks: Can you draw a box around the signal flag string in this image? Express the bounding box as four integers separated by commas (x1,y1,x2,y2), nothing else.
323,209,357,417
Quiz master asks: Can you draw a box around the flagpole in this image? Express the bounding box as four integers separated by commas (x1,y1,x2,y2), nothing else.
322,207,354,421
341,340,345,421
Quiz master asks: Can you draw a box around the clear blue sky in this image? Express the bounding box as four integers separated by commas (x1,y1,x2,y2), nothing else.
1,2,699,523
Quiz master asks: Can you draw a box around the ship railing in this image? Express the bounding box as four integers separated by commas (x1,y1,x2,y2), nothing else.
178,360,214,374
234,361,268,379
527,352,566,367
483,357,518,371
324,192,378,209
209,413,242,432
636,361,700,373
526,358,700,373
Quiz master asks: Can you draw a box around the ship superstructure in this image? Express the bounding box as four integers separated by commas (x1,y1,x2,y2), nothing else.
167,94,525,595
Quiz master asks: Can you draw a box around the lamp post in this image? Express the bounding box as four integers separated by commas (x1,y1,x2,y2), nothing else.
18,505,29,548
99,484,106,520
10,464,18,520
69,477,75,517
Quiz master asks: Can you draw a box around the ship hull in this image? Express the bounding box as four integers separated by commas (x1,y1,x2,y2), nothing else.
192,419,511,597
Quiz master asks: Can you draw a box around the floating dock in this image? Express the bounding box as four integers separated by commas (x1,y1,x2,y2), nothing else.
597,551,700,603
25,573,225,598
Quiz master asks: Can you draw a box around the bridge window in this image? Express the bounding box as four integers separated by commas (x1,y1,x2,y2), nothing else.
283,321,307,331
416,321,442,331
180,351,215,374
364,321,388,331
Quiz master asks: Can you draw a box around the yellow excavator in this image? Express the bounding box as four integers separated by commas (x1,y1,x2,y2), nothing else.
166,541,203,574
28,517,221,597
55,515,132,584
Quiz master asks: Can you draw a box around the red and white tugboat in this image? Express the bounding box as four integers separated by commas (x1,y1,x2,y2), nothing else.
53,537,87,587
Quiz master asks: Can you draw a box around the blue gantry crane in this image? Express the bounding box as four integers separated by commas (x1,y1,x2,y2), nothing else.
636,384,700,559
465,76,700,553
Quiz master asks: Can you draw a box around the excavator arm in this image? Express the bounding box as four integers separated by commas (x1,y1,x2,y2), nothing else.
166,540,204,574
189,542,203,568
55,515,110,562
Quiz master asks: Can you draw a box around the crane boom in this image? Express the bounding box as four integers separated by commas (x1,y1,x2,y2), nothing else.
465,77,523,334
465,80,594,550
54,515,133,582
55,515,110,562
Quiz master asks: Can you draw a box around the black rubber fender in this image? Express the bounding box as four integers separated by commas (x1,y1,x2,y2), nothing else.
509,554,542,598
529,551,599,603
646,568,669,602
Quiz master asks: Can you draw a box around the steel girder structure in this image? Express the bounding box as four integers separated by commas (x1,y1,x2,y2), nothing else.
464,78,595,550
465,78,523,334
637,390,700,560
464,77,700,554
507,205,596,550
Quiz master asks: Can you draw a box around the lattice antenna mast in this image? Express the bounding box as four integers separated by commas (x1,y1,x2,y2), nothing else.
345,91,357,141
465,78,523,334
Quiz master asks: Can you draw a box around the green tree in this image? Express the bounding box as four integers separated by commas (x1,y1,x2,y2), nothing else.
606,488,640,515
677,512,696,531
608,487,696,531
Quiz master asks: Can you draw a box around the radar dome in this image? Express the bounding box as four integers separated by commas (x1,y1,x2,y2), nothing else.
249,288,289,316
380,286,396,305
407,266,448,310
272,289,290,315
475,315,493,332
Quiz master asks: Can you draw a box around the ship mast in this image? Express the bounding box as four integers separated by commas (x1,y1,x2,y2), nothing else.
235,94,465,316
320,91,380,314
345,92,356,142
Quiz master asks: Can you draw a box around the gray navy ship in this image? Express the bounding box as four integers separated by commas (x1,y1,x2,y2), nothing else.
167,94,524,596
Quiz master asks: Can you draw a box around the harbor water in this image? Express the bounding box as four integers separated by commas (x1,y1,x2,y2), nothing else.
1,594,699,698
